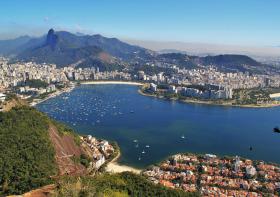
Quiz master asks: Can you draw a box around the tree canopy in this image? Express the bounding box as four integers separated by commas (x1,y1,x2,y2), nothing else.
0,106,57,195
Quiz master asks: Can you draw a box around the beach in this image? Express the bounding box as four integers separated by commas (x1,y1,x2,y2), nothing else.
105,151,142,174
81,81,143,86
106,163,141,174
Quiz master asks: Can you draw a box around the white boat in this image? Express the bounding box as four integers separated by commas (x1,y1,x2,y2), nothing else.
181,135,185,139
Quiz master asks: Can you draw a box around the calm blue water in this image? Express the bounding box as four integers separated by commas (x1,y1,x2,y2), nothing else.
37,84,280,168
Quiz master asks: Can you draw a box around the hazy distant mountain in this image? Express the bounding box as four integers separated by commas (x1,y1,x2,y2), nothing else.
0,29,152,69
156,53,274,74
125,39,280,59
0,29,276,73
199,54,266,73
0,36,31,55
14,29,126,70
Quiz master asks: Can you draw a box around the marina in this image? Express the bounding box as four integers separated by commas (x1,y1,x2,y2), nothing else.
37,84,280,168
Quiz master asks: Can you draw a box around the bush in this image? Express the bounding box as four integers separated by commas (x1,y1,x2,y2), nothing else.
53,172,200,197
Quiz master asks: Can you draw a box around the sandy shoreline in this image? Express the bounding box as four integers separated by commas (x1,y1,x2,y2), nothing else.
106,163,142,174
30,86,75,106
81,81,143,86
105,150,142,174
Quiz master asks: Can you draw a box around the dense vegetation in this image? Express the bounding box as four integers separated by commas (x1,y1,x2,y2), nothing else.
132,64,176,76
157,53,198,69
0,106,57,195
23,79,48,88
233,88,273,105
77,57,125,71
53,172,199,197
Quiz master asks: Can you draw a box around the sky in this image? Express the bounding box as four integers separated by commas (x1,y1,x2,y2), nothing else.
0,0,280,47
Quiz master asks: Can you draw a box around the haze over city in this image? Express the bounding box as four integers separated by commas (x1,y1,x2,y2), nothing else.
1,0,280,57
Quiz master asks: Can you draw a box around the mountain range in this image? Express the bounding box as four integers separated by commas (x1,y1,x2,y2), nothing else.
0,29,276,74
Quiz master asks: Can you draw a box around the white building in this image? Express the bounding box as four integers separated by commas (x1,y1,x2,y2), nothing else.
246,165,257,177
46,84,56,92
92,154,105,169
150,83,157,92
0,93,6,102
169,85,177,94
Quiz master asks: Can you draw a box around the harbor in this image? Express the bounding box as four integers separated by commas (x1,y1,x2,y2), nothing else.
36,84,280,168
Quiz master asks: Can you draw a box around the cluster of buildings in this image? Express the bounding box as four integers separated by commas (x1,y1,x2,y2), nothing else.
140,63,280,90
18,84,56,97
64,67,132,81
150,83,233,100
0,57,132,90
138,66,280,92
0,58,131,101
2,56,280,103
176,67,280,89
82,135,115,170
0,58,68,89
142,153,280,196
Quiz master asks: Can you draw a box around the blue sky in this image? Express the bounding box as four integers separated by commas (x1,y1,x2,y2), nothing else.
1,0,280,46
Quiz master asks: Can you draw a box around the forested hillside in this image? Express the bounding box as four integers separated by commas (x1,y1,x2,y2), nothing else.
53,172,199,197
0,107,57,195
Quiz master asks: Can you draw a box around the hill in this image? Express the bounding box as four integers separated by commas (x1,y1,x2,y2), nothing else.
199,54,267,73
0,106,198,197
24,172,199,197
14,29,124,70
0,106,88,195
0,36,31,55
0,106,57,195
0,29,275,74
156,53,275,74
1,29,152,69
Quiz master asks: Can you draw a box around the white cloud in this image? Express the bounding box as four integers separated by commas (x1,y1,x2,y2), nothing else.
44,17,49,22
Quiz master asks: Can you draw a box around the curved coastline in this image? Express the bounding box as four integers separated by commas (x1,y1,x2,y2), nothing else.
30,86,75,107
36,82,280,172
34,80,279,108
81,80,143,86
138,88,280,108
105,150,142,174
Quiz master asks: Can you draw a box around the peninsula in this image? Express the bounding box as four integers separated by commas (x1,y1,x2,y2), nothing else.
139,83,280,108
